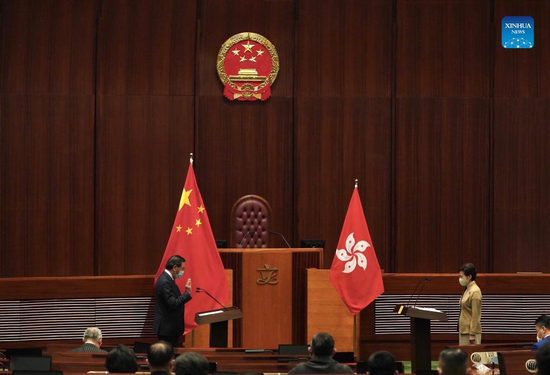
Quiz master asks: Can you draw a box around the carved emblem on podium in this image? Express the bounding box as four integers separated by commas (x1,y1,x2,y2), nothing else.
256,264,278,285
217,32,279,101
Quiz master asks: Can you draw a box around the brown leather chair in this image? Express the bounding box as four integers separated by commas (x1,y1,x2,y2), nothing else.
230,195,272,248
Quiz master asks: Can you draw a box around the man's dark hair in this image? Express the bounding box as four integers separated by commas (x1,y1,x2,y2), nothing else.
367,351,396,375
537,341,550,375
439,348,467,375
536,315,550,329
174,351,209,375
458,263,477,281
105,344,138,373
148,341,175,367
310,332,335,357
165,255,186,270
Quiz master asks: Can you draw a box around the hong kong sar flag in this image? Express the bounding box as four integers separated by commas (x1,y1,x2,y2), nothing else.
329,184,384,314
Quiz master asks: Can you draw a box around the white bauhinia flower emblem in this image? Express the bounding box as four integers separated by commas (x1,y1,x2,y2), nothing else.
335,232,370,273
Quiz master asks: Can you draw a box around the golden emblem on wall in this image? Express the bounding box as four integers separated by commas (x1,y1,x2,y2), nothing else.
256,264,279,285
217,32,279,101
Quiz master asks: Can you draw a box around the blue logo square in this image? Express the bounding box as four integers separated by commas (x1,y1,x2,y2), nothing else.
502,16,534,49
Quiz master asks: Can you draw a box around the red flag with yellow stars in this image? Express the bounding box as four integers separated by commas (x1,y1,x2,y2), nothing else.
155,158,229,334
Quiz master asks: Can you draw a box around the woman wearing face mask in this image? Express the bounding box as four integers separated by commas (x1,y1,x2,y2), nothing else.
458,263,482,345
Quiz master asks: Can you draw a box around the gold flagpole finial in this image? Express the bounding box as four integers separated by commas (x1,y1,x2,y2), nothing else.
190,153,194,164
354,179,358,188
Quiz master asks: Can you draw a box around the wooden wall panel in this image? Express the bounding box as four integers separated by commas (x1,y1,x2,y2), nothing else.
395,99,490,272
97,0,196,95
494,0,550,98
0,0,97,95
493,99,550,272
396,0,490,98
295,97,392,270
0,95,95,277
95,96,194,275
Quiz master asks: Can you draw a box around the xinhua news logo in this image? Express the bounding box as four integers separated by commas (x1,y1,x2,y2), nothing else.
502,16,534,49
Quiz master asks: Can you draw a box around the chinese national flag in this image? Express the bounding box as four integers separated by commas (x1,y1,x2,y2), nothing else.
155,160,229,334
329,186,384,314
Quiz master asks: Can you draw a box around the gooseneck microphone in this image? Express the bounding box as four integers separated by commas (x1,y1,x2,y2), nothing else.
406,277,431,307
238,231,256,248
196,287,226,310
269,230,291,248
412,277,432,307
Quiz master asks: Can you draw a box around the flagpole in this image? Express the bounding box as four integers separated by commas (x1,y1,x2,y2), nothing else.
355,178,358,188
190,152,194,164
353,314,357,355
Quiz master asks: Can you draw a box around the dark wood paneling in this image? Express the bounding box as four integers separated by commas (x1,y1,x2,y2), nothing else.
195,97,294,248
494,0,550,98
397,0,490,98
97,0,196,95
95,95,194,275
295,98,392,269
196,0,294,97
493,99,550,272
0,0,97,94
395,99,490,272
295,0,392,98
0,95,95,277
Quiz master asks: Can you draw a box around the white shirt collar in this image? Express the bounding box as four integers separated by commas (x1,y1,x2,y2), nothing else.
164,269,174,280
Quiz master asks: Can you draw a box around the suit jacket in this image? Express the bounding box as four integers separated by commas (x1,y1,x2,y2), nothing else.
288,356,354,374
532,335,550,350
70,342,108,353
153,271,192,336
459,280,482,335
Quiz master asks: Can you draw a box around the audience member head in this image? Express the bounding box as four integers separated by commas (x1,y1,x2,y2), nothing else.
82,327,103,348
173,351,209,375
458,263,477,287
309,332,335,357
536,315,550,343
438,348,467,375
367,351,397,375
147,341,175,372
537,341,550,375
165,255,186,279
105,344,138,373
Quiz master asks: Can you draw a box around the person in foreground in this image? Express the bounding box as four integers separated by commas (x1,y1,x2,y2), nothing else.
153,255,192,347
105,344,138,373
438,348,468,375
367,351,398,375
533,315,550,350
537,341,550,375
458,263,482,345
70,327,107,353
288,332,354,374
174,351,210,375
147,341,175,375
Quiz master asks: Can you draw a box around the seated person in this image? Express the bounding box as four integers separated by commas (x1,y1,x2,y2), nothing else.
438,348,467,375
533,315,550,351
174,352,209,375
71,327,107,353
537,341,550,375
288,332,353,374
367,350,398,375
105,344,138,373
148,341,175,375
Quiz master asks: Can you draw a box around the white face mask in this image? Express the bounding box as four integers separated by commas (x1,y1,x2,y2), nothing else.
459,277,469,287
537,334,542,342
175,270,184,279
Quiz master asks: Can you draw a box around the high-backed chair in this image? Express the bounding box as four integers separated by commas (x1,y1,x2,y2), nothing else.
230,195,272,248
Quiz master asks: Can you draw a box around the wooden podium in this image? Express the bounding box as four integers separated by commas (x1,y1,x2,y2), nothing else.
394,305,448,373
195,306,243,348
220,248,322,348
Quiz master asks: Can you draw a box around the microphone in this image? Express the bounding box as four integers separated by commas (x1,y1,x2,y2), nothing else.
406,277,430,307
196,287,226,310
412,277,432,307
269,230,291,248
238,231,256,248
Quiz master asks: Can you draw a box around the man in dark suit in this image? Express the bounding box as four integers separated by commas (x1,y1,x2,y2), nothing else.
70,327,108,353
153,255,192,347
288,332,354,374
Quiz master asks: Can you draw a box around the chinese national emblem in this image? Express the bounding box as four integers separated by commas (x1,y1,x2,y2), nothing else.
217,32,279,101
